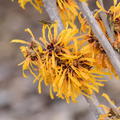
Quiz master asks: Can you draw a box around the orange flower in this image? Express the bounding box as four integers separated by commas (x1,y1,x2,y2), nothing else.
12,23,106,103
96,0,120,52
79,13,118,78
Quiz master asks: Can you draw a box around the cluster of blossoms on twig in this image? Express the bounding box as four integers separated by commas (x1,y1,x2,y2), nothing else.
56,0,79,26
12,23,107,103
98,93,120,120
77,0,120,78
96,0,120,52
11,0,120,119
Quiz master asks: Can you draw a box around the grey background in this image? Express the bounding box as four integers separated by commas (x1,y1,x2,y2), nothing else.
0,0,120,120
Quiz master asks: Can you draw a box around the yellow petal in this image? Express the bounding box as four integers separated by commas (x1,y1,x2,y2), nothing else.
68,74,81,87
60,54,79,59
58,70,66,88
79,0,87,2
102,93,115,105
113,0,117,6
80,58,95,62
11,39,30,45
50,86,54,99
25,28,35,40
38,77,43,94
52,52,56,68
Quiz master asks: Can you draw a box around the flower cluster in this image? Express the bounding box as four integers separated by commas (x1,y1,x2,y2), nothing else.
98,93,120,120
78,3,120,77
12,23,106,103
11,0,120,105
97,0,120,52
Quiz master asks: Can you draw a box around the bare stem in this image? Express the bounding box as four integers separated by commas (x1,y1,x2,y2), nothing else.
80,96,97,120
98,0,115,43
42,0,64,32
79,2,120,77
92,94,105,114
85,94,105,119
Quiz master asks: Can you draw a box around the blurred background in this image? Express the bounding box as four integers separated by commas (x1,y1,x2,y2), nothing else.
0,0,120,120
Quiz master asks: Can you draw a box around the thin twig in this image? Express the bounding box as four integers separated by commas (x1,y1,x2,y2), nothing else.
98,0,115,43
97,0,119,110
42,0,64,32
91,94,105,114
79,2,120,77
85,94,105,119
80,96,97,120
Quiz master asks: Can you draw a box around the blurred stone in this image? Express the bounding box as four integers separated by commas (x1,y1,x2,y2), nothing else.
0,61,17,83
0,116,16,120
0,41,16,62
